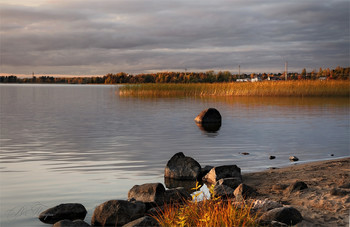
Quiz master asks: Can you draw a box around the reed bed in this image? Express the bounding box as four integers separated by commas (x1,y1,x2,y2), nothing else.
119,80,350,97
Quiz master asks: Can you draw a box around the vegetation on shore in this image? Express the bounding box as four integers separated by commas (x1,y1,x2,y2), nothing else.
1,66,349,84
119,80,350,97
151,183,258,227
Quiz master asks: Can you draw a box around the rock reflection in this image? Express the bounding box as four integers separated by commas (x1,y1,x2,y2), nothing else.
164,177,202,193
196,122,221,133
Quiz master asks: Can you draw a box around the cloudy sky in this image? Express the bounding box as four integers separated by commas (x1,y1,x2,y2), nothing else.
0,0,349,76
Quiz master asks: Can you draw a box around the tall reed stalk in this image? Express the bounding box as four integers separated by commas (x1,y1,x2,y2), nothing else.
119,81,349,97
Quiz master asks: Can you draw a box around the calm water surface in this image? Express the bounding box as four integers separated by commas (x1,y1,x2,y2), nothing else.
0,84,349,226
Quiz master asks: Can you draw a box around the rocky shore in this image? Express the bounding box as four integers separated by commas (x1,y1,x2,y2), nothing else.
37,154,349,226
243,157,350,226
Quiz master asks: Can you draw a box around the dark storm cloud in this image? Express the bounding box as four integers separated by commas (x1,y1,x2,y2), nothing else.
0,0,348,75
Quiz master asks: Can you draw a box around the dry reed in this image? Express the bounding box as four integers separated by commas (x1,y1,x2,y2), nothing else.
119,81,349,97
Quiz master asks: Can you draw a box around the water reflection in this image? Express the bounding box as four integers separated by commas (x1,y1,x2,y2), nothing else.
195,122,221,133
164,178,199,192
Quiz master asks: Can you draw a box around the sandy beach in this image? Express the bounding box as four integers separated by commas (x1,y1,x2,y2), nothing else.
243,157,350,226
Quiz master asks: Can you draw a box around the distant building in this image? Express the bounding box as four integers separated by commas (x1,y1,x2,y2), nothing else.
236,78,251,82
251,78,261,82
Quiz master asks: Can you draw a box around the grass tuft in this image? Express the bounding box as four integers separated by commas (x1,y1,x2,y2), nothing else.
151,183,258,226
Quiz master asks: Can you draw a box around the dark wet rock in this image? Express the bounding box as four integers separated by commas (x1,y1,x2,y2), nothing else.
194,108,222,124
213,184,235,198
164,178,197,192
215,177,242,190
289,156,299,162
128,183,166,204
259,206,303,226
195,108,222,132
269,156,276,160
38,203,87,224
252,199,283,212
198,165,214,179
284,181,308,194
91,200,146,226
330,188,350,196
202,165,242,184
164,187,192,204
52,219,90,227
164,152,201,180
122,216,160,227
233,183,258,200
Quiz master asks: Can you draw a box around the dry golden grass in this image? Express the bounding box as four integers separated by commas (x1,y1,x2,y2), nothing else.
151,183,258,227
119,80,350,97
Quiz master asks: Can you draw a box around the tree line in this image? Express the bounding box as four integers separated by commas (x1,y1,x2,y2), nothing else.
1,66,349,84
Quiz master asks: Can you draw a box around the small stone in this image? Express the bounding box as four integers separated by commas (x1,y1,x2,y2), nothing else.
272,184,288,191
330,188,350,196
289,156,299,161
259,206,303,225
284,181,308,194
233,183,258,200
252,199,283,212
269,156,276,160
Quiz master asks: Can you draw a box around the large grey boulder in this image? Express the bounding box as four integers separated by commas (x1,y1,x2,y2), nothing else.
91,200,146,226
128,183,166,204
194,108,222,124
164,152,201,180
202,165,242,184
38,203,87,224
259,206,303,226
53,219,90,227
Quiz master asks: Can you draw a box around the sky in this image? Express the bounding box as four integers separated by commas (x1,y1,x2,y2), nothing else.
0,0,349,76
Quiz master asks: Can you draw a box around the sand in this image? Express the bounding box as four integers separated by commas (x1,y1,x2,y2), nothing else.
242,157,350,226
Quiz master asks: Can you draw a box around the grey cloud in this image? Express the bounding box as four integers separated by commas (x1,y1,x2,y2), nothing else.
0,0,348,75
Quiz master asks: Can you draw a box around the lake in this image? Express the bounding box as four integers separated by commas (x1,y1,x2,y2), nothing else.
0,84,349,226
